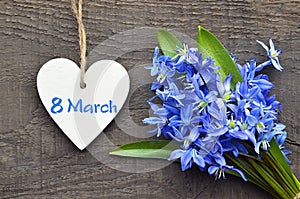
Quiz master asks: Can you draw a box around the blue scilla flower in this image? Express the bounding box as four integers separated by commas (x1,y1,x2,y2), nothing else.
208,164,247,181
168,126,200,150
186,48,202,66
263,94,282,113
238,59,255,81
155,82,185,106
178,47,219,87
256,39,283,71
227,119,257,146
169,104,201,136
199,58,220,91
169,147,206,171
145,47,160,76
173,43,189,63
249,74,274,91
193,90,218,113
172,45,194,68
146,52,176,90
254,131,275,154
236,80,260,100
250,100,278,120
254,122,284,154
205,152,247,181
216,74,232,101
275,129,291,164
142,102,170,137
144,41,288,179
221,138,249,157
201,102,228,137
190,76,218,112
156,62,176,84
248,102,277,134
214,74,235,111
238,60,274,92
168,127,207,171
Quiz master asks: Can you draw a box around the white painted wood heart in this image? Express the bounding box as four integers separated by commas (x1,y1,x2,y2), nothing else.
37,58,130,150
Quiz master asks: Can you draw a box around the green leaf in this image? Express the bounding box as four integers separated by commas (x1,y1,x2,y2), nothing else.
157,29,183,57
197,26,243,87
109,140,180,159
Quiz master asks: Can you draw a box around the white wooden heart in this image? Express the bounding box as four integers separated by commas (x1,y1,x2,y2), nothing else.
37,58,130,150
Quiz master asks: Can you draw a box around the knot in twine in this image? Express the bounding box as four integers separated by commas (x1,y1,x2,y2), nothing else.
71,0,86,88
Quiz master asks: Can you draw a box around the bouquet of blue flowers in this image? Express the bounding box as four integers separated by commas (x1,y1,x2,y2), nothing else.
110,26,300,199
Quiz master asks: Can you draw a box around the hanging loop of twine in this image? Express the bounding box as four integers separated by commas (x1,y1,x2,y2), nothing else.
71,0,86,88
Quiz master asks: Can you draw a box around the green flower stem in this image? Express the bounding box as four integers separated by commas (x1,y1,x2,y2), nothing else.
238,152,264,162
225,154,267,184
230,169,280,198
225,154,280,198
247,158,291,199
262,152,299,196
292,174,300,191
225,169,276,196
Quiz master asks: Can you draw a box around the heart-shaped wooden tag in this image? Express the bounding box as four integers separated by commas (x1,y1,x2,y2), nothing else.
37,58,130,150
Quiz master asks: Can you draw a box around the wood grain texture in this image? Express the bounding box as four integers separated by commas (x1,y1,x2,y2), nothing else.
1,0,300,198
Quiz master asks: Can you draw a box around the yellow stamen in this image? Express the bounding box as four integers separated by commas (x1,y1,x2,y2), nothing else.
242,123,247,130
229,121,235,129
223,93,231,101
271,50,277,57
199,100,207,108
184,138,190,148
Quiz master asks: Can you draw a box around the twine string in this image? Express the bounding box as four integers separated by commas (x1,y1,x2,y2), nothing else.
71,0,86,88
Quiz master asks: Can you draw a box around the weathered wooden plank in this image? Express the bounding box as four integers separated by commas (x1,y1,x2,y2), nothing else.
0,0,299,198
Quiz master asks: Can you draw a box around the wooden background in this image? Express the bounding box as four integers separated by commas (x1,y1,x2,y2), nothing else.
1,0,299,198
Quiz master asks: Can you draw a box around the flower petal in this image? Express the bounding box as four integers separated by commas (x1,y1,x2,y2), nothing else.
181,149,193,171
269,39,275,51
255,141,262,154
208,127,228,137
208,165,219,175
192,150,206,168
231,167,247,181
189,126,200,142
256,40,269,51
224,74,232,92
168,149,185,160
271,57,283,71
143,117,163,124
181,104,193,123
251,79,274,90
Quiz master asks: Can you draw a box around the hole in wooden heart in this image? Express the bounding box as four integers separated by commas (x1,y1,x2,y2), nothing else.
80,82,86,89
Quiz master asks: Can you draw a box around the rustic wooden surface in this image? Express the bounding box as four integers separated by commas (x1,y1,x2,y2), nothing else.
1,0,300,198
